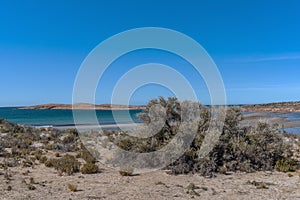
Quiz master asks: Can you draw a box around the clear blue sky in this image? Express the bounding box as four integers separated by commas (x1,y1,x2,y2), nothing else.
1,0,300,106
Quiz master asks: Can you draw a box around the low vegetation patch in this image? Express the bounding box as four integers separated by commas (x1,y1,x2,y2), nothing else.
44,154,81,175
275,158,299,172
80,162,99,174
78,147,96,164
119,165,134,176
115,97,295,176
247,180,270,189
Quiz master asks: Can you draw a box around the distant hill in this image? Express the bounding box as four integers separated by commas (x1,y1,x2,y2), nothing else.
19,103,146,110
18,101,300,112
241,101,300,113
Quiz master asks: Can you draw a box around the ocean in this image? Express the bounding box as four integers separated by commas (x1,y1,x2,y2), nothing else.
267,112,300,134
0,107,143,128
0,107,299,134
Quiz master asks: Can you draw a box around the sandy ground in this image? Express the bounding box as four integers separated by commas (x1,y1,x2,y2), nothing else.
0,148,298,200
0,163,300,200
1,112,299,200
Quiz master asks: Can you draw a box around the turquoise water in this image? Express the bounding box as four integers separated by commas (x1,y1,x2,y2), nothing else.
1,107,299,134
0,107,143,127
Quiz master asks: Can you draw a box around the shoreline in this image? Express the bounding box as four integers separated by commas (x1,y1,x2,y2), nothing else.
52,123,140,131
2,108,300,133
52,112,300,134
242,112,300,134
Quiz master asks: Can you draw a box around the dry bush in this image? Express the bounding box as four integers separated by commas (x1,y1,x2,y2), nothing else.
275,158,298,172
78,146,96,164
80,162,99,174
68,183,78,192
45,154,80,175
115,97,294,177
39,156,48,164
119,165,134,176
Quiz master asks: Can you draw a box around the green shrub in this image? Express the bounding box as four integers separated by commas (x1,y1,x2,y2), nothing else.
62,134,76,144
11,146,31,158
45,144,54,150
60,129,79,145
80,162,99,174
39,156,48,164
55,155,81,175
33,150,43,160
119,165,134,176
257,182,268,189
275,158,298,172
248,180,269,189
22,159,33,167
116,137,135,151
287,172,293,177
44,155,81,175
79,148,96,164
45,158,58,168
116,97,294,177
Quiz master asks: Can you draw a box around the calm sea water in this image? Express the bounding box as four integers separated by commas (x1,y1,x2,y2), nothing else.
267,112,300,134
0,107,143,127
245,112,300,134
0,107,300,134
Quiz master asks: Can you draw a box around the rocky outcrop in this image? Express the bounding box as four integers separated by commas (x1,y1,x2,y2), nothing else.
242,101,300,113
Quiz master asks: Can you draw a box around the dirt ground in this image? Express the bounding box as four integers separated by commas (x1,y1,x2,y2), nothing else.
1,162,300,200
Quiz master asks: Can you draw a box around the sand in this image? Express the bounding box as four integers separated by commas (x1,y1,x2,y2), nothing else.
0,163,300,200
